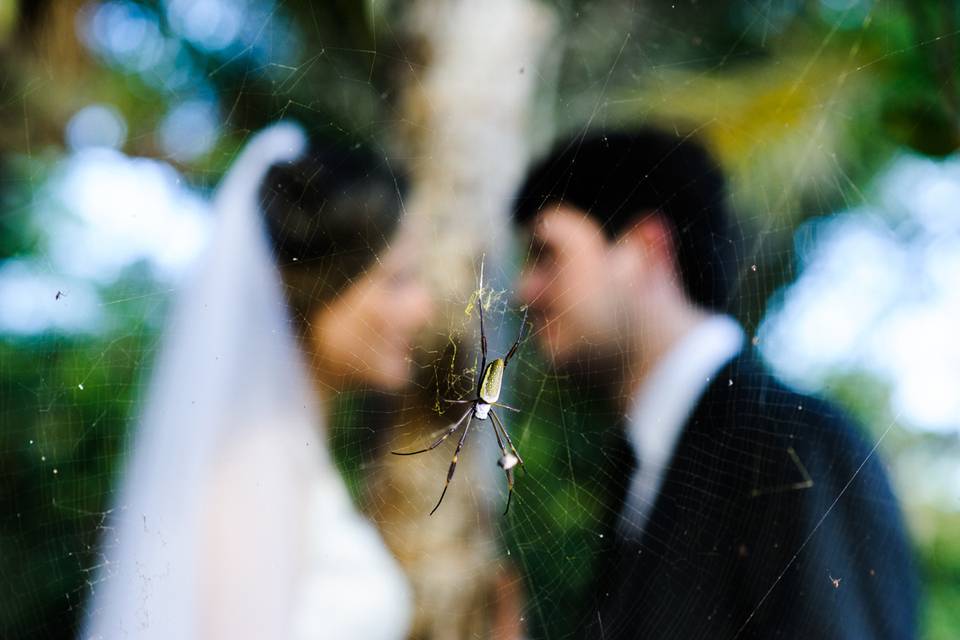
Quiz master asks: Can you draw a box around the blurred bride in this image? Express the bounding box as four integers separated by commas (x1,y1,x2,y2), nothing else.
82,123,432,639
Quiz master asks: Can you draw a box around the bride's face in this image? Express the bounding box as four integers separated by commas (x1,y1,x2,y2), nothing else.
310,246,433,391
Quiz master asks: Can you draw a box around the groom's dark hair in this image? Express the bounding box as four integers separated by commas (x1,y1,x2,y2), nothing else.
260,138,404,324
513,128,737,312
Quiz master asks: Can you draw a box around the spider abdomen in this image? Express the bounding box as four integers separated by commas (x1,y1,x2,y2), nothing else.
479,358,504,404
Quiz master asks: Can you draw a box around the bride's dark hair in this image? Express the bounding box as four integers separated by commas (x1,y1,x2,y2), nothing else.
259,139,405,326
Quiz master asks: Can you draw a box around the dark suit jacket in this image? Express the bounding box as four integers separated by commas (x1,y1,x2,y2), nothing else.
584,353,919,639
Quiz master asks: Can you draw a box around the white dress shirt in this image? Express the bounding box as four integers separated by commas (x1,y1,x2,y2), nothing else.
617,314,745,541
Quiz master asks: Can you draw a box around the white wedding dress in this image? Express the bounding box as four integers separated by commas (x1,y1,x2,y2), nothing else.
82,123,412,639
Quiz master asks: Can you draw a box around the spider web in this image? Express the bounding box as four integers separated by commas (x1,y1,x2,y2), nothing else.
1,1,959,639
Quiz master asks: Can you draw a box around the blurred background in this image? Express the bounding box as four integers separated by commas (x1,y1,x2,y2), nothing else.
1,0,958,638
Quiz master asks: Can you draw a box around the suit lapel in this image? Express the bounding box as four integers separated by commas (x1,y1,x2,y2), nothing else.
592,355,753,638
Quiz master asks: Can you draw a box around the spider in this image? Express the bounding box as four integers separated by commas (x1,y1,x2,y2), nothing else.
392,267,528,516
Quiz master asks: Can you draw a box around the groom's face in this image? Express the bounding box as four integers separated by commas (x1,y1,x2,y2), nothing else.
517,204,626,366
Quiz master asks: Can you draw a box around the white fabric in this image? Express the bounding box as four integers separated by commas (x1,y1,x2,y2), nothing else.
617,315,745,541
82,123,412,639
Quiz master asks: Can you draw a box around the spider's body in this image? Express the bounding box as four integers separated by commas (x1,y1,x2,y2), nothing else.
474,401,492,421
478,358,504,406
392,262,528,515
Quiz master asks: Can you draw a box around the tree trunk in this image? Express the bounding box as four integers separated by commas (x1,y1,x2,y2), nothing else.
369,1,556,638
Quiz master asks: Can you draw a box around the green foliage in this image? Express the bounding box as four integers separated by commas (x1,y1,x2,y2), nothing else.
0,331,154,637
917,510,960,639
497,360,628,638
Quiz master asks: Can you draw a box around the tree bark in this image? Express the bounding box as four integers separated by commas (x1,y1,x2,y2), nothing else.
370,2,556,638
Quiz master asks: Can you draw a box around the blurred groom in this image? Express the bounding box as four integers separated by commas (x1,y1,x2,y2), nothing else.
512,130,919,639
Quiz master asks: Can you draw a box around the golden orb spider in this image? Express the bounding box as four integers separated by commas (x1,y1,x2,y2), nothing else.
392,263,528,516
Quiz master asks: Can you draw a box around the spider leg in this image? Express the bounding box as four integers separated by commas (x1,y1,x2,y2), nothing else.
503,307,529,366
490,420,519,515
492,402,520,413
430,418,473,515
391,406,472,456
488,417,516,515
490,409,524,467
476,262,487,397
442,398,474,405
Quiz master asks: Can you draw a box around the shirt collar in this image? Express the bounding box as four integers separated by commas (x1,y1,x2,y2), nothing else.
625,314,745,476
